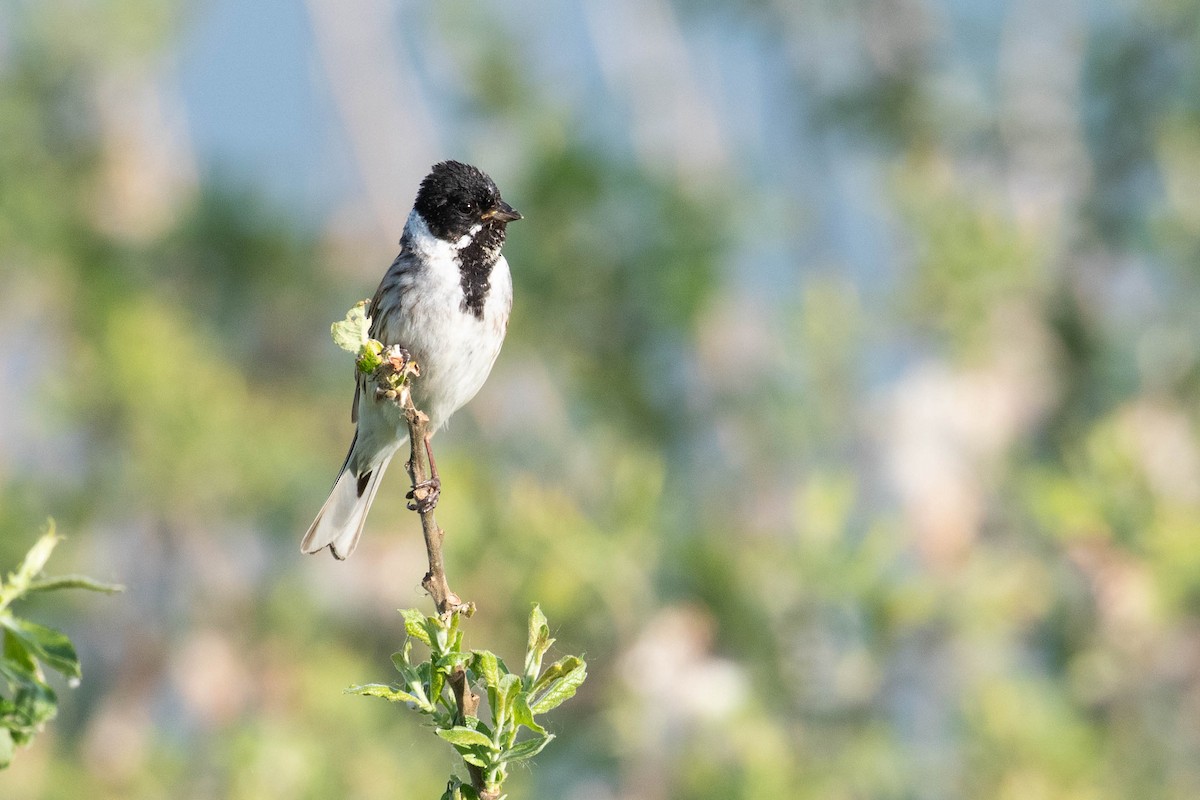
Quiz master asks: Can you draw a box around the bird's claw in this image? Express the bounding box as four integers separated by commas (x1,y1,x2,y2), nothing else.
406,477,441,513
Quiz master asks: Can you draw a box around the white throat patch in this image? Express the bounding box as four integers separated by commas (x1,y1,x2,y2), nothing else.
454,223,484,250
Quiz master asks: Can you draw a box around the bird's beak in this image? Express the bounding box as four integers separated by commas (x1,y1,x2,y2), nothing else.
482,201,522,223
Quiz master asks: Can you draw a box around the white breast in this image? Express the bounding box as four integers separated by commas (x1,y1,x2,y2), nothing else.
370,211,512,432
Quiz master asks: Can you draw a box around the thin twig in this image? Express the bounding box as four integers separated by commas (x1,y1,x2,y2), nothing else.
400,397,469,618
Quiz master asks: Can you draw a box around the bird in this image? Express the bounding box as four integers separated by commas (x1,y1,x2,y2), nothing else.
302,161,521,560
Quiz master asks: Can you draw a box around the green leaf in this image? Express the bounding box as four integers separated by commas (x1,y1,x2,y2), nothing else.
524,604,554,684
0,657,37,690
7,672,58,732
490,672,521,732
436,726,497,750
530,657,587,715
2,628,38,678
439,778,472,800
532,655,582,694
17,522,60,581
462,715,488,734
400,608,433,646
391,640,419,681
472,650,501,690
458,748,490,768
331,301,371,352
501,734,555,763
426,617,452,653
344,682,410,701
1,617,80,679
356,339,384,375
435,651,473,675
512,691,546,735
500,672,521,708
527,604,550,655
473,650,504,717
23,576,124,596
345,683,433,713
430,669,445,710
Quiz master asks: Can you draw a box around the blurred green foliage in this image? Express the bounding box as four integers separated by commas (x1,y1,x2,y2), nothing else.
0,522,122,770
3,0,1200,799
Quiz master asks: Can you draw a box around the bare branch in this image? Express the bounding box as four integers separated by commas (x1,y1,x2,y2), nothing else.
400,396,472,619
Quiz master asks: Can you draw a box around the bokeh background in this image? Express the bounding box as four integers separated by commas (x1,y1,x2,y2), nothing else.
4,0,1200,797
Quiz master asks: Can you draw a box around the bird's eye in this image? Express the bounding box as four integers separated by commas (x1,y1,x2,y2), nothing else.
459,201,474,213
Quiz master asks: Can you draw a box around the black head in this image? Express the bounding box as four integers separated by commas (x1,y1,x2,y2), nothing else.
413,161,521,243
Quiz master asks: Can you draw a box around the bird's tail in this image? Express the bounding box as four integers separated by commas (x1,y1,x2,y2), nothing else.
301,446,395,560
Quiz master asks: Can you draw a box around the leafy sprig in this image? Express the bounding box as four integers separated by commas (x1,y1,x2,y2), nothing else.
0,521,123,768
332,300,418,399
348,605,587,800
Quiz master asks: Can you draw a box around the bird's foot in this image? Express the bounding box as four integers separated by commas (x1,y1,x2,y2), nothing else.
407,477,441,513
